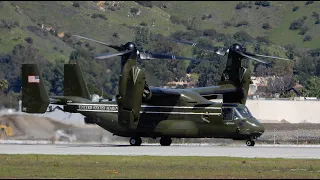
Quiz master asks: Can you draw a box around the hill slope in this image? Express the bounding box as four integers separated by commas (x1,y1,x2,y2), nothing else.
0,1,319,62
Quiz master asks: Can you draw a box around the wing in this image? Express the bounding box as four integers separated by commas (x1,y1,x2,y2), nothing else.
187,84,238,100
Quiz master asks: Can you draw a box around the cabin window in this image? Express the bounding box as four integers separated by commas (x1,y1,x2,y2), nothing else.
222,108,234,121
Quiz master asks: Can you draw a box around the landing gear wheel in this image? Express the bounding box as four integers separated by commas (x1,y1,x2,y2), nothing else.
246,140,255,146
160,137,172,146
130,137,142,146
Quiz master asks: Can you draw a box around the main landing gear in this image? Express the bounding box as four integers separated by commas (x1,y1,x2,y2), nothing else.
246,139,255,146
129,137,142,146
129,137,172,146
160,137,172,146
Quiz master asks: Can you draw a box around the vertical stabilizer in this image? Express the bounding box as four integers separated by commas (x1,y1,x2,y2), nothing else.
21,64,50,113
64,63,90,99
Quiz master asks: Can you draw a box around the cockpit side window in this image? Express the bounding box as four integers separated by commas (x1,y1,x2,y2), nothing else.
236,106,253,119
222,107,234,121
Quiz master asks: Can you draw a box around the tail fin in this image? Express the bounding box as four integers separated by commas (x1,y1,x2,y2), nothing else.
64,63,90,99
21,64,50,113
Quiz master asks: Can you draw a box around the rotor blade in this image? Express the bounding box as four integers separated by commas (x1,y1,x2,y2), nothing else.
73,35,123,51
237,52,270,65
155,35,226,56
139,52,210,62
249,53,292,61
94,50,133,60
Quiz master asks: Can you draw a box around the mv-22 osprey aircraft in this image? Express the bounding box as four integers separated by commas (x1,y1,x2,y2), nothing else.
21,35,291,146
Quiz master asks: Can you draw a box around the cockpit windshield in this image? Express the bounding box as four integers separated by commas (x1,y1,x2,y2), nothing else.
222,105,253,121
235,106,253,119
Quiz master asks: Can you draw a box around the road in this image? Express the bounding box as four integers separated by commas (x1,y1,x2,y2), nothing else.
0,143,319,159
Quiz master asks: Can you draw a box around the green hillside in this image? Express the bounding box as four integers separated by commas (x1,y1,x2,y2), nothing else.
1,1,320,108
0,1,319,59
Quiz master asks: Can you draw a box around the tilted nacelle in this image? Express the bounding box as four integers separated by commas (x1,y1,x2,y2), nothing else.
116,66,146,129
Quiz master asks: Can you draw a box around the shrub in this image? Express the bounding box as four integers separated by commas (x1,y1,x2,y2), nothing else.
203,29,217,37
308,48,320,57
72,2,80,8
108,6,116,11
234,20,249,27
140,21,147,26
135,1,152,8
235,2,252,10
26,25,48,37
202,15,208,20
53,46,59,51
170,15,181,24
91,13,107,20
49,29,58,36
256,36,271,44
0,19,19,29
311,12,319,24
305,1,314,5
216,33,226,42
25,37,33,44
233,31,254,43
298,26,309,35
312,12,319,19
130,7,139,15
223,21,232,28
112,32,119,38
292,6,299,12
262,22,272,30
255,1,270,7
289,18,305,30
235,2,244,10
170,30,201,41
303,35,312,42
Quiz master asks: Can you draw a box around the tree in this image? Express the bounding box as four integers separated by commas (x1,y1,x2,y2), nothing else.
72,2,80,7
293,56,316,86
191,39,226,87
304,76,320,98
0,79,8,93
266,76,286,95
262,23,272,30
134,27,151,51
303,35,312,42
292,6,299,12
5,44,46,93
289,17,306,30
233,31,254,46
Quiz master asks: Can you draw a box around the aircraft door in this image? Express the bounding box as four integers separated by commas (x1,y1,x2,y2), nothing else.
117,65,146,129
221,107,238,135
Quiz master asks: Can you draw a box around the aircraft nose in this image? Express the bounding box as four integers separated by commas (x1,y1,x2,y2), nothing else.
257,124,265,134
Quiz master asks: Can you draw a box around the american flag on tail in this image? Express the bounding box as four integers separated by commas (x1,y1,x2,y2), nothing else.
28,75,40,83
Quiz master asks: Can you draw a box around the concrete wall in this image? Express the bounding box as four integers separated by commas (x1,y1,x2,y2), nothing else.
245,100,320,123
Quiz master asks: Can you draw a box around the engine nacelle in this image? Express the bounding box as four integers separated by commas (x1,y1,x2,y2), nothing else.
117,66,146,129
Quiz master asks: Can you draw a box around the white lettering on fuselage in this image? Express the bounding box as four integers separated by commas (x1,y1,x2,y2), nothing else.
78,105,118,111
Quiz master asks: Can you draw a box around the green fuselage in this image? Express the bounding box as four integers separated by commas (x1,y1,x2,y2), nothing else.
55,87,264,140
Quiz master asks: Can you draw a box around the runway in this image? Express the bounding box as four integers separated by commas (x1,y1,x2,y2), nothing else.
1,143,320,159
